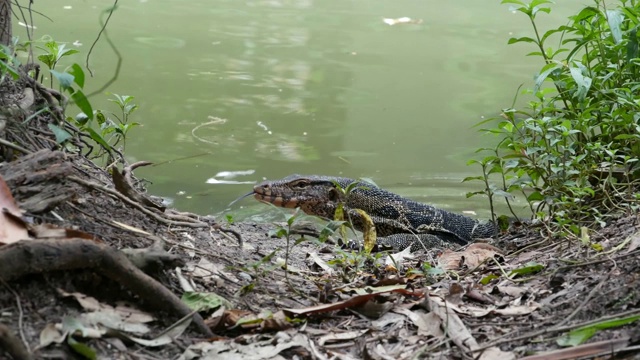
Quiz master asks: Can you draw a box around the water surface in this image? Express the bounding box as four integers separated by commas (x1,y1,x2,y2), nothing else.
27,1,581,220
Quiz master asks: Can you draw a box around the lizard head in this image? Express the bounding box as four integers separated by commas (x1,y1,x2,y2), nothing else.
252,174,349,218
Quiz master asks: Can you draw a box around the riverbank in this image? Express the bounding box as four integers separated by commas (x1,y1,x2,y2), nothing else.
2,77,640,360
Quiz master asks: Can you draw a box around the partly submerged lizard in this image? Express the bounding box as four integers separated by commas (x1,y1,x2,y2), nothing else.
250,174,497,251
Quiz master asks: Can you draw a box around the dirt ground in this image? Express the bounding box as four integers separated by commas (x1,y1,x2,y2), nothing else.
2,75,640,360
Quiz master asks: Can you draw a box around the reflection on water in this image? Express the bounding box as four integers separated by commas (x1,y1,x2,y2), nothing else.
31,0,581,218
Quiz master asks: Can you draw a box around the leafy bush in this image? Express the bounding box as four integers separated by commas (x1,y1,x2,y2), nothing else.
466,0,640,234
29,37,139,160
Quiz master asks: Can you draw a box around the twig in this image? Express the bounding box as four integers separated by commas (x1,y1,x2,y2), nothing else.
67,176,209,228
0,280,29,353
10,0,52,22
555,261,617,328
85,0,121,97
12,0,33,63
0,138,30,154
68,176,242,246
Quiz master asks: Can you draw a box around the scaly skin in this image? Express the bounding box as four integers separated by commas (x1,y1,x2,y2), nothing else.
253,174,497,251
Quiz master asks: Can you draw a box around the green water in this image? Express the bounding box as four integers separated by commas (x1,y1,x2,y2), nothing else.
22,1,581,220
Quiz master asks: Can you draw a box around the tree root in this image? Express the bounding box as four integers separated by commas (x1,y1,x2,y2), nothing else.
0,322,32,360
112,165,165,212
20,67,66,122
121,236,184,272
0,238,214,338
69,175,243,247
0,150,77,213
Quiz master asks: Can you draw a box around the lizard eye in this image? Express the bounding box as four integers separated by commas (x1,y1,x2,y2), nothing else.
290,180,309,189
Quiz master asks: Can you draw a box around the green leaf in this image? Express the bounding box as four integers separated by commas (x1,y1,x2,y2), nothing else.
508,262,544,277
606,9,624,44
614,134,639,140
75,112,90,127
359,177,378,187
48,124,72,144
37,54,54,69
0,58,19,80
181,291,232,311
50,69,74,90
573,6,600,22
557,328,596,347
268,227,288,238
82,126,112,152
462,176,484,182
466,191,485,198
530,0,553,7
557,315,640,346
531,6,551,18
569,63,592,102
480,274,499,285
534,63,562,93
67,337,97,360
541,26,572,43
526,191,544,201
71,90,93,121
492,189,515,199
508,36,537,45
68,63,85,88
96,110,106,126
56,44,79,61
225,214,234,224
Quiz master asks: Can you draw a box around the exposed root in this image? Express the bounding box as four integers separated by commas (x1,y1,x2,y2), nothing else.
0,238,214,337
0,322,32,360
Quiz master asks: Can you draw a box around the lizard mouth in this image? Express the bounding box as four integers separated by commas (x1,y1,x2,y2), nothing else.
229,185,300,208
252,188,298,208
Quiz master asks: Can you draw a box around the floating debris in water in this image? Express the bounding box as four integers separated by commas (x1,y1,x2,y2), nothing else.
382,17,423,26
214,170,255,179
207,170,256,185
206,178,256,185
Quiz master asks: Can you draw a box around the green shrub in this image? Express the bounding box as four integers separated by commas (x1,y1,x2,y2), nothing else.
466,0,640,234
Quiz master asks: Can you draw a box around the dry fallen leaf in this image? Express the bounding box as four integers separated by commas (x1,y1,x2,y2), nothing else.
38,323,67,349
0,175,29,245
284,286,423,317
58,290,154,323
438,243,503,270
428,295,539,317
0,174,22,215
180,332,312,360
317,329,367,346
393,308,444,337
383,245,413,270
446,283,465,304
306,251,334,276
497,285,528,298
